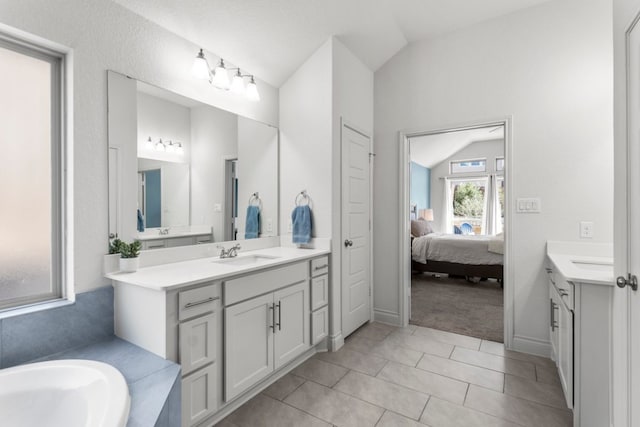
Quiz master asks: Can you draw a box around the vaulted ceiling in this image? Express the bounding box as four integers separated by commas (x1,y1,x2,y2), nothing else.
112,0,553,87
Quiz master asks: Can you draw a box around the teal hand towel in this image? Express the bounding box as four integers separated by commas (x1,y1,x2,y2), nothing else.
292,205,312,244
245,205,260,239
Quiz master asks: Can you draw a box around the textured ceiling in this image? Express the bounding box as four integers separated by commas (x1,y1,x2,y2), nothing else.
112,0,553,87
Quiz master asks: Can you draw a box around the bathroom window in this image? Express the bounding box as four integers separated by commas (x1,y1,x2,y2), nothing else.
0,33,70,311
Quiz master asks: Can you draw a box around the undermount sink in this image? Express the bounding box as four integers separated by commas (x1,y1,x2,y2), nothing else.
571,260,613,272
212,254,280,266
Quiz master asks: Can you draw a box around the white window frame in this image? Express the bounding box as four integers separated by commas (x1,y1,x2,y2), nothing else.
0,25,74,316
496,156,505,172
450,158,487,174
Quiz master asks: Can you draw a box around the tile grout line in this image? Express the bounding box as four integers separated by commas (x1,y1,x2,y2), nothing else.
466,383,574,413
418,394,431,422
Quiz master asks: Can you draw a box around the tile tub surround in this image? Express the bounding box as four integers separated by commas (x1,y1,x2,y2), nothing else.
219,322,572,427
0,286,114,368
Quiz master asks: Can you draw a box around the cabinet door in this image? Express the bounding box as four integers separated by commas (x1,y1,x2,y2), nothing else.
179,313,216,376
558,301,574,409
224,293,274,401
182,363,217,427
274,281,310,369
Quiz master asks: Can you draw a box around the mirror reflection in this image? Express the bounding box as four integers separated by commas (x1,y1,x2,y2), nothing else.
107,72,279,250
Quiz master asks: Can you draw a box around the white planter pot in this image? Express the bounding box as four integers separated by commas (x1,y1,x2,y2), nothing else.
119,257,139,273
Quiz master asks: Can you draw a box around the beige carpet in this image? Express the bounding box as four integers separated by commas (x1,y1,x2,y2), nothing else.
410,273,504,343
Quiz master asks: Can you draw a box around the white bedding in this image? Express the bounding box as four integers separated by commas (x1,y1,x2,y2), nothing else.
412,233,504,265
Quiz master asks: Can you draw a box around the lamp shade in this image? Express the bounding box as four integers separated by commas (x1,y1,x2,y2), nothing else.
419,209,434,221
212,59,230,90
191,49,211,80
230,70,246,95
246,76,260,102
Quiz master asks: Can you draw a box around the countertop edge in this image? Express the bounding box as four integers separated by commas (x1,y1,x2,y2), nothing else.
106,247,331,292
547,251,614,287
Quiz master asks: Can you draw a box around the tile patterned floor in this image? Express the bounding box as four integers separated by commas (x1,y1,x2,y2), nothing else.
218,322,572,427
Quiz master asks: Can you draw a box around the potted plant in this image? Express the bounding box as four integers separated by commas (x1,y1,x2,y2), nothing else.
118,240,142,273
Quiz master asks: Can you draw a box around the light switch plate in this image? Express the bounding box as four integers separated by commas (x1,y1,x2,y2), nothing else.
214,203,222,212
516,198,541,213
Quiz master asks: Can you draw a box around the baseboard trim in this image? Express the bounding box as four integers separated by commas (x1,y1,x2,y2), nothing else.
373,309,401,326
512,334,552,358
329,332,344,351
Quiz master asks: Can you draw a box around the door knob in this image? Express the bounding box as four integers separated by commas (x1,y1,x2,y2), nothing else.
617,274,638,291
344,239,353,247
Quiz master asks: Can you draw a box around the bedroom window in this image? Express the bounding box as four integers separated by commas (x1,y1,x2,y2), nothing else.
450,179,487,234
450,158,486,174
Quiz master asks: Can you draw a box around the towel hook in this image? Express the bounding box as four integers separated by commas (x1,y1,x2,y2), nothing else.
295,190,310,206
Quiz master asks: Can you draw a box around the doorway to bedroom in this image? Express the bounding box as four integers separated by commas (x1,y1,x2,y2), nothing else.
404,122,508,343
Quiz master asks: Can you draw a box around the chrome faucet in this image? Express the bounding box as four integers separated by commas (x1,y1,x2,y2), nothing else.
158,228,170,235
217,244,241,258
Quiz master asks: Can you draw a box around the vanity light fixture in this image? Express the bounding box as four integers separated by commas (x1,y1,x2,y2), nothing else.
191,49,260,102
155,138,166,152
166,140,176,154
176,143,184,155
145,136,154,150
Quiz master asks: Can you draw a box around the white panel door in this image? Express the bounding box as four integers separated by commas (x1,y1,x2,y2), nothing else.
341,124,371,337
224,294,274,401
274,281,309,369
618,14,640,427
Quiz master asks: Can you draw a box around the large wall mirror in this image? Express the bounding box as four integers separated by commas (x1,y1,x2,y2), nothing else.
107,71,279,250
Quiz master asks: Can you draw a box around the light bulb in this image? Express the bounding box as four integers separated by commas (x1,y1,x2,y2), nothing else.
212,58,230,90
166,141,175,153
230,69,245,95
246,76,260,102
176,143,184,155
145,137,153,150
192,49,211,80
155,138,165,152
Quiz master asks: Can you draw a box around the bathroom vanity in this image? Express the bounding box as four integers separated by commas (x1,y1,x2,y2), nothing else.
107,245,330,427
546,241,613,427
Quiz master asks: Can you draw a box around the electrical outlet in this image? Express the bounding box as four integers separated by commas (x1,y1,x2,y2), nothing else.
266,219,273,233
214,203,222,212
580,221,594,239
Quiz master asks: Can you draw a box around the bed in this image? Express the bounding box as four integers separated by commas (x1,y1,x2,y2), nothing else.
411,231,504,281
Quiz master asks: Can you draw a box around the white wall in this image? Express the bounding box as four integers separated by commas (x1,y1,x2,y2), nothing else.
236,116,279,239
428,139,504,233
374,0,613,353
0,0,279,292
190,105,238,240
279,39,333,238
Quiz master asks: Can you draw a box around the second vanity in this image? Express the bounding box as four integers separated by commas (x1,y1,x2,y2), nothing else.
546,241,613,427
106,244,330,427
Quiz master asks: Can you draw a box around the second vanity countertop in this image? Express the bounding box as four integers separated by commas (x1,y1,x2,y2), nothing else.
547,241,613,286
106,246,330,292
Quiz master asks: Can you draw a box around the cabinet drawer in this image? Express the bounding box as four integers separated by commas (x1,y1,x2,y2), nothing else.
180,313,217,375
311,306,329,345
179,283,221,321
195,234,213,244
144,240,167,250
166,236,196,248
311,275,329,311
311,256,329,277
225,262,308,306
182,363,218,426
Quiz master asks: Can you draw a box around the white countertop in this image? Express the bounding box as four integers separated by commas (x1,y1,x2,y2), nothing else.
106,246,330,291
547,242,613,286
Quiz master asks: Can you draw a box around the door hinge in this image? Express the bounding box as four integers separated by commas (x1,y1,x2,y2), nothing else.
616,273,638,291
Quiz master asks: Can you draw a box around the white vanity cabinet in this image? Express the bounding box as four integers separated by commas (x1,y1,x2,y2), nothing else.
224,263,310,401
546,261,613,427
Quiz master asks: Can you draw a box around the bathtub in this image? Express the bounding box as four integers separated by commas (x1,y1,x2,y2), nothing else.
0,359,130,427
